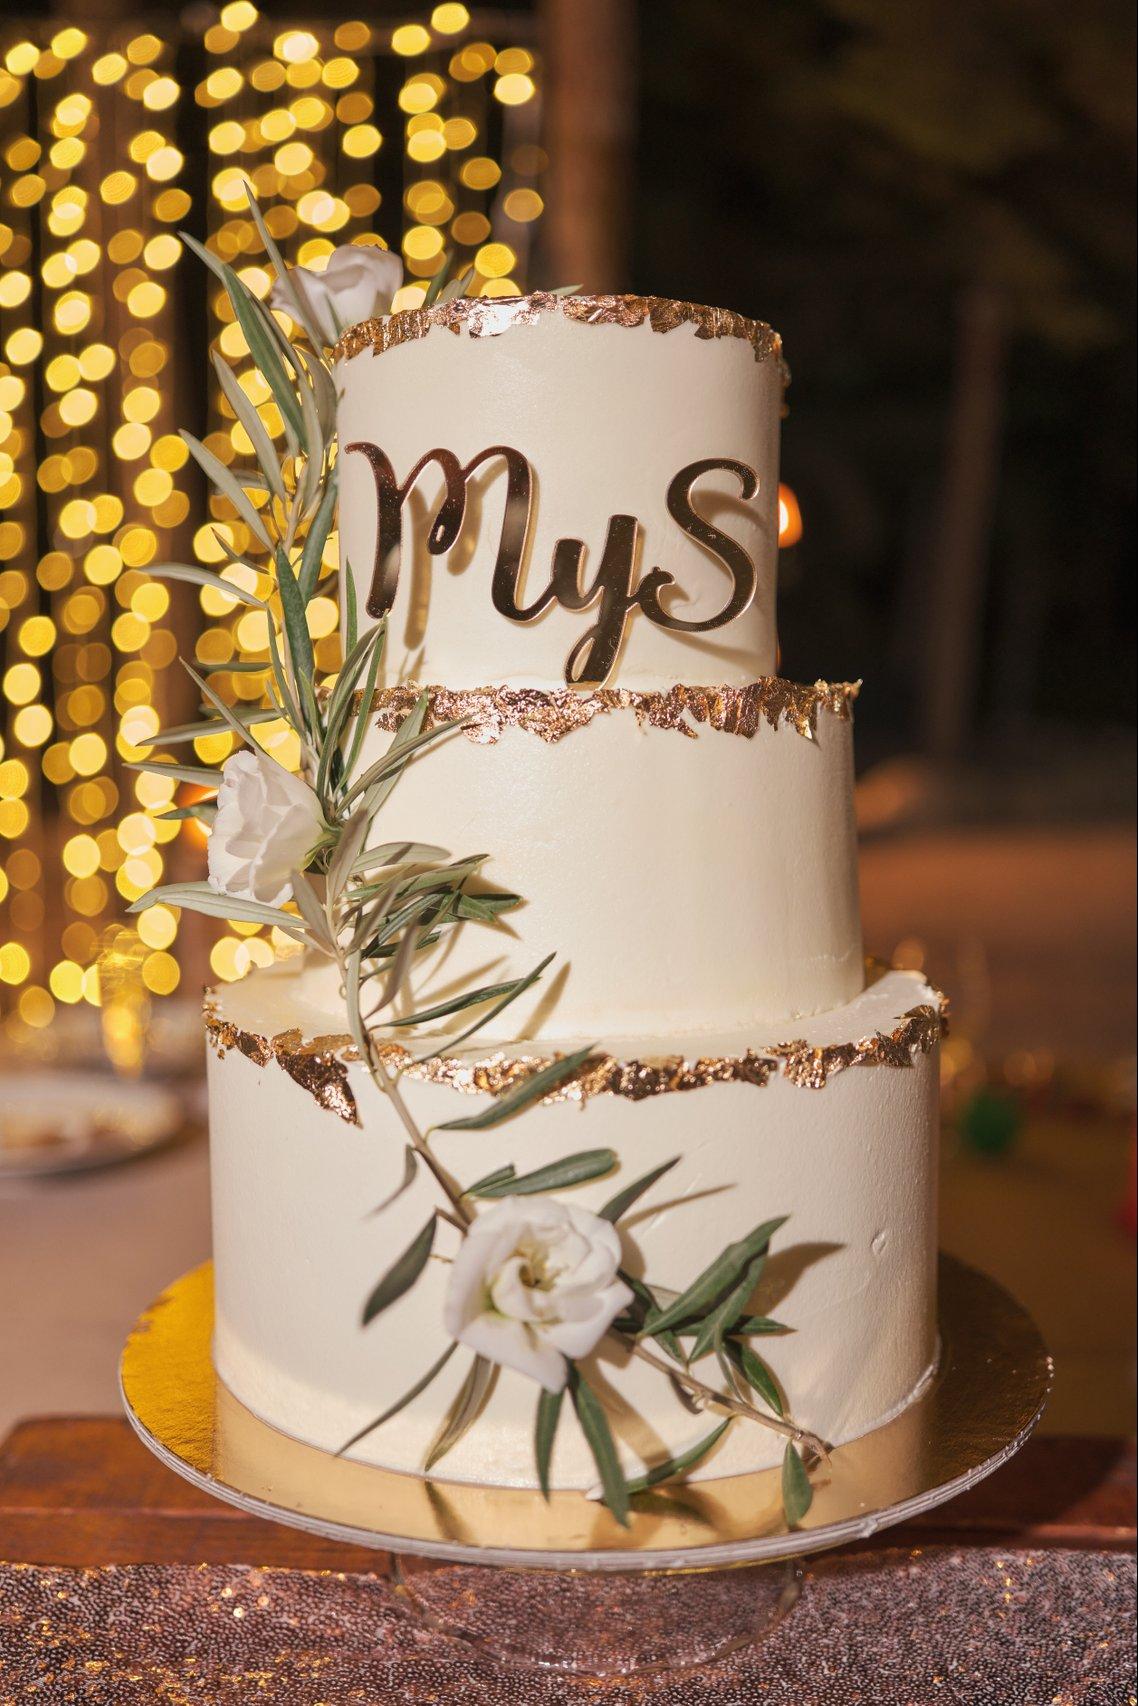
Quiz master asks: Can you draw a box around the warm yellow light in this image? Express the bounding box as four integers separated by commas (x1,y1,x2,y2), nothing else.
143,234,181,270
503,188,544,223
5,328,43,365
474,241,516,279
100,170,137,205
275,139,313,176
18,615,55,656
70,732,108,776
127,280,167,317
143,76,180,111
78,343,115,382
777,483,803,548
210,119,245,155
138,904,177,949
50,961,86,1004
399,75,444,115
18,987,55,1028
451,41,496,81
59,388,98,428
146,146,184,182
392,24,432,55
63,833,101,878
276,30,319,64
407,130,447,164
92,53,128,85
432,4,471,33
205,67,244,102
0,943,32,985
494,72,536,106
342,124,381,159
0,758,29,799
13,705,51,747
443,116,477,150
5,43,40,77
221,1,259,29
142,951,180,995
403,225,445,262
0,271,31,309
460,156,501,191
4,662,40,706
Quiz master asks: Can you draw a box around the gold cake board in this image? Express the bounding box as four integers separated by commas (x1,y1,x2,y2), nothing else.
120,1253,1050,1573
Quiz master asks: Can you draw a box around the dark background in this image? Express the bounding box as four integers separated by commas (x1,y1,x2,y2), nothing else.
632,0,1136,788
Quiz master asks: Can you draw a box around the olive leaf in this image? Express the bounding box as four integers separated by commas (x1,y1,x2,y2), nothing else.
144,561,271,609
126,759,221,789
336,1341,457,1457
534,1387,564,1499
361,1214,437,1325
686,1250,767,1364
625,1419,731,1496
434,1043,595,1131
782,1442,814,1526
569,1367,630,1527
180,430,275,553
149,708,279,746
423,1355,497,1471
599,1156,680,1224
128,883,308,934
211,349,285,502
722,1339,784,1416
366,1145,418,1216
385,970,540,1031
641,1216,788,1338
466,1149,617,1199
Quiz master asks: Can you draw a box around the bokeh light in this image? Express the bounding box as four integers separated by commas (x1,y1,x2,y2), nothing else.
1,12,543,1030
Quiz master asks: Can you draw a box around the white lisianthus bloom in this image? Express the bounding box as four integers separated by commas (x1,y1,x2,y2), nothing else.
207,750,326,907
272,244,403,346
443,1196,634,1392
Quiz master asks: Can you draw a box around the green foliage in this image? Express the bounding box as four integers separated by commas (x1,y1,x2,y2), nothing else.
361,1215,437,1326
569,1367,630,1527
781,1442,813,1527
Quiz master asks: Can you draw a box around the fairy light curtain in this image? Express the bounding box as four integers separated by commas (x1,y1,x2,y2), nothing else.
0,5,544,1037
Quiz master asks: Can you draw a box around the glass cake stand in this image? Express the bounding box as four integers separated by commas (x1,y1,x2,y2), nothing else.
120,1253,1050,1678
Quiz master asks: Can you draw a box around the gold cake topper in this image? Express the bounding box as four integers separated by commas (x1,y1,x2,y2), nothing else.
345,442,764,686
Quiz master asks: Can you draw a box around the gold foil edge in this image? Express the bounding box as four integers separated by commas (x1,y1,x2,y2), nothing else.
362,679,861,747
203,982,946,1122
333,292,788,382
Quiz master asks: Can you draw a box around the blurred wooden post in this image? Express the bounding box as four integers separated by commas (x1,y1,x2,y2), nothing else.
924,284,1007,762
541,0,636,291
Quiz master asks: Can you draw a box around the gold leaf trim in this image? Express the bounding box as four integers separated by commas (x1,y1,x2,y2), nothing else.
333,292,788,382
203,982,946,1126
362,679,860,746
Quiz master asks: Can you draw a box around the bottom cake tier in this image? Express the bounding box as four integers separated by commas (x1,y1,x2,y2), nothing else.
205,962,944,1489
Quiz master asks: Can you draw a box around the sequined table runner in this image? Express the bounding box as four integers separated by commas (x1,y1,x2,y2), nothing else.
0,1547,1132,1705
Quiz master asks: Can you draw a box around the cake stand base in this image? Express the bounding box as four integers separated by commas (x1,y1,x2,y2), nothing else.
120,1253,1050,1678
391,1553,802,1676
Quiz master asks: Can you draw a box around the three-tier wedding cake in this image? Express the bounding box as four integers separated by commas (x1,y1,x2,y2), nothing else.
205,292,943,1491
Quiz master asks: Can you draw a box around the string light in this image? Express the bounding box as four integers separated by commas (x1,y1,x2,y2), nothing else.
1,12,544,1020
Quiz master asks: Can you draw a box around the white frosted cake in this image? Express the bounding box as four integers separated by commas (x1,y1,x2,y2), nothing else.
205,293,942,1491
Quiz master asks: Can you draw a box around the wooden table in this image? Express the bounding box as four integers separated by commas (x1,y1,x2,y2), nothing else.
0,1418,1133,1569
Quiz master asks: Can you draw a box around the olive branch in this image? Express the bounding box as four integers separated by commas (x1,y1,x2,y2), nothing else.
124,197,820,1530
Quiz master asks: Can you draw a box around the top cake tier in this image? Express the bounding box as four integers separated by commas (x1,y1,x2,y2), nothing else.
334,293,786,690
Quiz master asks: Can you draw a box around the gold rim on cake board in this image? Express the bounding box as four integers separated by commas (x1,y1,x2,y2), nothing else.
119,1253,1050,1572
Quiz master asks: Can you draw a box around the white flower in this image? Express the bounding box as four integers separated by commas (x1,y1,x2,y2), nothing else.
272,244,403,345
443,1196,633,1392
207,750,325,907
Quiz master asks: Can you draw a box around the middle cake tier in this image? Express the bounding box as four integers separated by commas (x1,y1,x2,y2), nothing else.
328,678,865,1039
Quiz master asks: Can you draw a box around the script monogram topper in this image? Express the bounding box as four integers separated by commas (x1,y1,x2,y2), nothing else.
346,442,761,685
